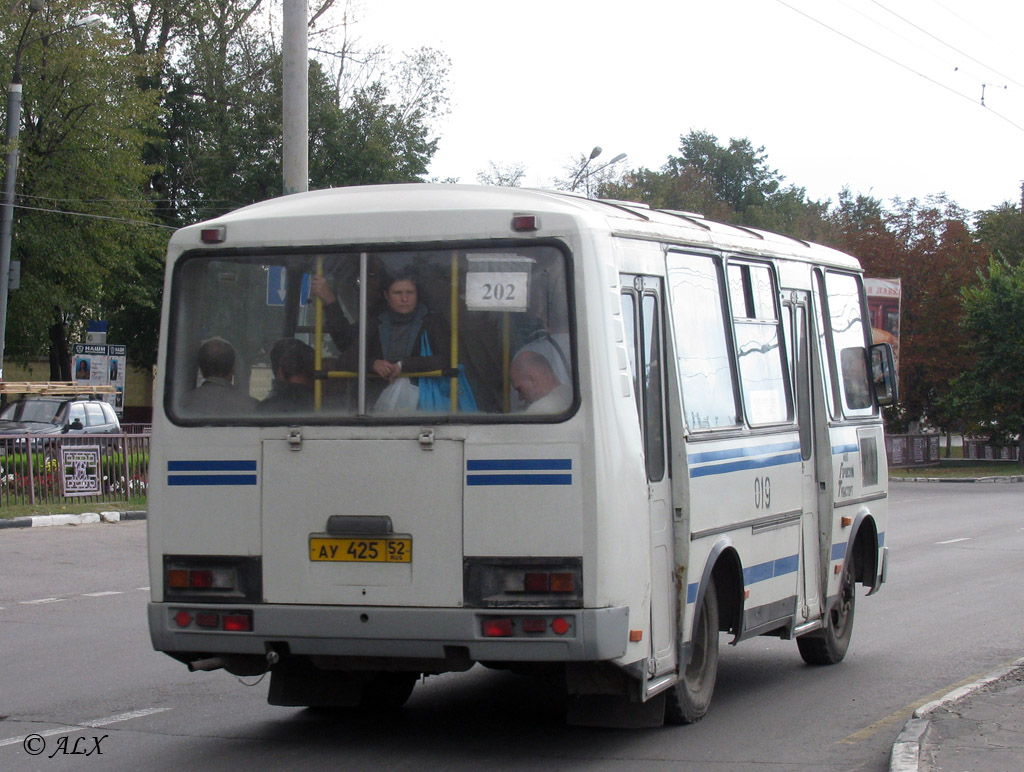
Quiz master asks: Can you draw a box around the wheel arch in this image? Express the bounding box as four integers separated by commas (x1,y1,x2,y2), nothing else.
844,507,881,593
690,539,744,648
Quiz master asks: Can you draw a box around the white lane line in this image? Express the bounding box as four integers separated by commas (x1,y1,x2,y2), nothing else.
937,537,971,545
0,707,170,748
18,597,66,605
83,591,123,597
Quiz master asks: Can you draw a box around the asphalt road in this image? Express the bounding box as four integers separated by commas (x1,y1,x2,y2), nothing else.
1,480,1022,771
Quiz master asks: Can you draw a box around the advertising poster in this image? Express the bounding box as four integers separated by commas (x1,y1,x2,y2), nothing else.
865,278,901,370
72,343,127,415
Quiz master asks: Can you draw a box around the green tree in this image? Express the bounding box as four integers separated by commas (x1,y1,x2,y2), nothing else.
974,200,1024,266
666,130,781,213
946,258,1024,463
1,0,165,367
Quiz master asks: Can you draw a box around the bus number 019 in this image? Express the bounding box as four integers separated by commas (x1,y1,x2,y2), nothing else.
754,476,771,509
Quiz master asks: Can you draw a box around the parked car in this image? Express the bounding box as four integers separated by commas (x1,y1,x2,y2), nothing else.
0,395,121,453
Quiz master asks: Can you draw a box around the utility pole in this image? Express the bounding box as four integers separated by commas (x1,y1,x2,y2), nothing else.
282,0,308,196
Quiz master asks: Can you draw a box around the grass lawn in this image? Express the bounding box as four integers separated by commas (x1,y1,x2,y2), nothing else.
0,496,146,520
889,461,1023,479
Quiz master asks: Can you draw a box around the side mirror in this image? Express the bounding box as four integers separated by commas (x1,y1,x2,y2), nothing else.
870,343,898,407
69,418,85,431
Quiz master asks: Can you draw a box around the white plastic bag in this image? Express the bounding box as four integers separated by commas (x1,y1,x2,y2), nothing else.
374,378,419,413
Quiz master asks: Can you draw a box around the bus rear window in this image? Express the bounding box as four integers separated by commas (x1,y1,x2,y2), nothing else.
165,246,574,423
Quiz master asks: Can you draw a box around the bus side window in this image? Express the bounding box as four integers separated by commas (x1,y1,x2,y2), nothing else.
667,253,740,431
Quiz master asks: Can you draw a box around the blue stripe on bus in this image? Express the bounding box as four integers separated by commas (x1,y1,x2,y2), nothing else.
686,553,800,604
689,452,801,478
688,441,800,465
832,541,847,561
167,460,257,472
832,443,859,455
467,459,572,471
168,474,257,486
466,473,572,486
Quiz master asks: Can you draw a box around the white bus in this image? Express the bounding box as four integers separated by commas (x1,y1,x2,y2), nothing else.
148,184,896,726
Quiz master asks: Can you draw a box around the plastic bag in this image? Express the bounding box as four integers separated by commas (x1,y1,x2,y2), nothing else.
374,378,420,413
416,333,477,413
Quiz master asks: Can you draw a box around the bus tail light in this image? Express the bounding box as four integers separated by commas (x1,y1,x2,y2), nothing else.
163,555,262,603
479,615,575,637
172,608,253,633
464,557,582,608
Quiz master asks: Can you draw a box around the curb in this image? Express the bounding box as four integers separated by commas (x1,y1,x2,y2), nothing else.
891,475,1024,483
888,656,1024,772
0,510,146,529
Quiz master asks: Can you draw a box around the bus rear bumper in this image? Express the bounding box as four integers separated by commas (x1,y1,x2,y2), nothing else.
148,602,630,666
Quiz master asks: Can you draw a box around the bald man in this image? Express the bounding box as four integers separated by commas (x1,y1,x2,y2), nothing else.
510,350,572,414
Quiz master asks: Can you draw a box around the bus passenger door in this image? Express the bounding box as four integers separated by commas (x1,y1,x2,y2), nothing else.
784,292,822,621
621,276,675,681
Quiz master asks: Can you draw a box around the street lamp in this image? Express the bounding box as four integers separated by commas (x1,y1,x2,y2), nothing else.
0,2,99,379
570,146,603,193
570,147,627,197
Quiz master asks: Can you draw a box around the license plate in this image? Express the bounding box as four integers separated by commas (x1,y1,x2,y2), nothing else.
309,536,412,563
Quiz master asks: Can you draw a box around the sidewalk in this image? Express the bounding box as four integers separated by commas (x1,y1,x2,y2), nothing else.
890,658,1024,772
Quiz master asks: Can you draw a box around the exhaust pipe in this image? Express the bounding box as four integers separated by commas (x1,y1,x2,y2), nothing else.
188,657,228,672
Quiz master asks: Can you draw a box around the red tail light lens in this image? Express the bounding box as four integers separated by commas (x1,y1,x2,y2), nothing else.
481,618,514,637
222,613,253,632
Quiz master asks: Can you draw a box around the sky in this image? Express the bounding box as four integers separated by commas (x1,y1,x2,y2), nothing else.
350,0,1024,214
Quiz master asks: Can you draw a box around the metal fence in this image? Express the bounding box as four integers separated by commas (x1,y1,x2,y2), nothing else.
0,432,150,508
885,434,941,468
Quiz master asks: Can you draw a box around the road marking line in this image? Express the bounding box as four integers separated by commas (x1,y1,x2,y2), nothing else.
936,537,970,545
18,597,65,605
83,591,123,597
0,707,170,748
839,664,1014,744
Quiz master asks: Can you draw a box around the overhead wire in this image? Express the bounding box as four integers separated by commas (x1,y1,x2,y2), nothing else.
773,0,1024,134
868,0,1024,90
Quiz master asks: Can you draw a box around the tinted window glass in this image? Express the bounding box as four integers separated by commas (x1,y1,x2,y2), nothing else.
728,263,790,425
667,253,739,430
824,271,875,417
167,246,574,423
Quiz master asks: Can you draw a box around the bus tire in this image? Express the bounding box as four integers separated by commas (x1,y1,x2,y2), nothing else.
666,576,719,725
798,559,856,666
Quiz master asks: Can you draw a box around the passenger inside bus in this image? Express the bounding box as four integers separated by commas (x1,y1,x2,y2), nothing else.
182,337,257,414
510,350,572,414
313,270,451,403
258,338,315,413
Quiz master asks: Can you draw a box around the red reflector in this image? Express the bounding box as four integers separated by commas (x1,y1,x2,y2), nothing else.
511,214,539,232
222,613,252,632
174,611,192,628
481,618,514,637
521,618,546,633
195,613,219,628
200,226,226,243
549,572,575,592
551,617,570,635
167,569,189,589
524,572,548,592
190,570,213,589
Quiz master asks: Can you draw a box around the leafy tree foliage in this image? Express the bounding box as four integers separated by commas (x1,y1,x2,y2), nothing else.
1,0,166,367
946,258,1024,463
2,0,448,370
974,200,1024,267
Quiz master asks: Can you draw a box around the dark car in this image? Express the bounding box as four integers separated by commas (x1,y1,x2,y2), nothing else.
0,396,121,452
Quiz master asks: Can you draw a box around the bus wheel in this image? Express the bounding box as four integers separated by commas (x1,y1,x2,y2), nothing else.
798,559,856,665
360,671,419,710
666,577,719,724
